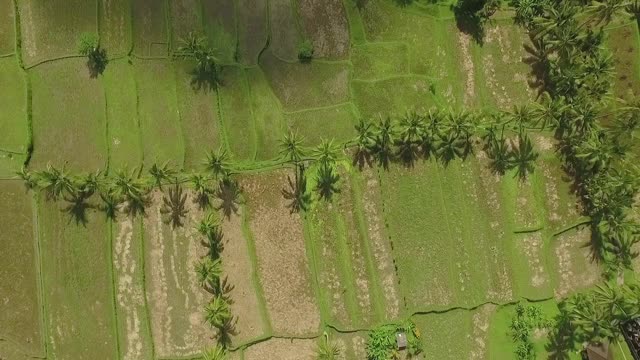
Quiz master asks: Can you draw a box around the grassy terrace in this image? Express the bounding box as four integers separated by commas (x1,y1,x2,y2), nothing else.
1,0,639,359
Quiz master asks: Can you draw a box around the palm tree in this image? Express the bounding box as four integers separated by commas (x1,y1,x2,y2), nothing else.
396,111,423,166
586,0,631,27
205,295,232,329
489,137,513,175
110,168,150,217
282,165,310,213
435,131,465,164
35,164,76,200
280,131,306,165
420,109,442,159
195,257,223,292
16,166,37,190
372,116,395,169
76,170,102,199
100,192,119,220
190,172,212,209
149,161,176,188
197,213,224,258
202,344,227,360
447,110,476,158
510,133,539,180
203,148,230,178
197,212,218,238
315,332,341,360
178,32,220,80
315,163,340,201
160,184,188,228
313,138,340,165
354,118,375,169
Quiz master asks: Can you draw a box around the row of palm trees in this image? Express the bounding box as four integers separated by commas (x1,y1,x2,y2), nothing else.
512,0,640,355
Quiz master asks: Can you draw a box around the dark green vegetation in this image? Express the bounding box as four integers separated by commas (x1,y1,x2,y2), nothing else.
2,0,640,359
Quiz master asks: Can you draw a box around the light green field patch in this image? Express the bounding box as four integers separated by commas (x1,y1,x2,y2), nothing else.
131,0,168,57
174,60,222,169
269,0,302,61
607,22,640,97
260,50,351,111
219,66,256,161
202,0,237,64
245,67,285,160
413,308,477,359
102,59,142,170
0,181,42,357
285,103,358,147
0,0,15,55
510,231,554,299
380,160,514,312
0,58,28,153
352,76,437,118
550,226,600,299
37,199,118,360
351,42,409,80
111,217,154,360
29,58,107,170
133,59,184,168
536,152,582,233
236,0,268,65
18,0,96,65
99,0,132,56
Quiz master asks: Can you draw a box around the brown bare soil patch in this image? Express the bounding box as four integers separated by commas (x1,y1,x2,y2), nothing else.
220,210,267,343
458,32,476,107
144,190,211,357
298,0,350,59
515,179,540,229
553,227,600,298
243,170,321,336
519,232,549,288
244,338,316,360
361,168,400,319
470,304,495,360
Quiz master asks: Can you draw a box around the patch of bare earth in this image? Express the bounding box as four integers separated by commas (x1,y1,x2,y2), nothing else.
458,32,476,107
244,338,316,360
243,171,321,336
113,216,146,360
520,232,549,288
145,190,211,357
515,179,539,229
361,168,400,319
470,304,496,360
540,161,581,230
220,210,267,343
18,2,37,61
352,334,367,359
554,228,600,298
298,0,350,59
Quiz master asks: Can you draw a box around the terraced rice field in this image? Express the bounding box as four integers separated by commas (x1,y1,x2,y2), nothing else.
1,1,638,359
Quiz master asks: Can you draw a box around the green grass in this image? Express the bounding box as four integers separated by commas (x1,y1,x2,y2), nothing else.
268,0,302,61
133,59,184,169
260,50,351,111
131,0,168,57
413,309,475,359
607,21,640,97
351,42,410,81
174,60,222,169
29,58,108,170
245,67,286,160
284,103,358,147
0,0,15,55
0,181,43,357
352,76,437,118
37,197,118,360
236,0,268,65
202,0,237,64
102,59,142,170
219,66,257,161
18,0,97,65
98,0,132,56
0,58,28,153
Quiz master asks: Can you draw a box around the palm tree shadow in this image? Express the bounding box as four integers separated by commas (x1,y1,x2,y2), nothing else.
215,178,241,219
62,197,94,226
522,34,551,98
452,2,486,45
352,149,374,171
282,169,311,213
189,67,220,93
545,303,578,360
216,317,238,349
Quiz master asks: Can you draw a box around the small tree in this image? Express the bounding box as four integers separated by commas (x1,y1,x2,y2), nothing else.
77,32,107,76
178,32,220,85
298,39,314,63
315,332,341,360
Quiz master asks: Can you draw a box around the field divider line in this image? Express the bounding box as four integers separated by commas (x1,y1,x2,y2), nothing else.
551,218,592,237
513,226,545,234
0,52,15,58
351,73,437,84
23,55,86,70
281,101,354,115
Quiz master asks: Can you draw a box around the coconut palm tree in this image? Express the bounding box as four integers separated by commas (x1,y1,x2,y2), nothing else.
110,168,150,216
205,295,232,329
202,344,227,360
149,161,176,188
313,138,340,165
190,172,212,209
203,148,230,178
178,32,220,81
396,111,423,166
197,212,218,238
315,163,340,201
99,192,119,220
489,137,513,175
372,116,395,169
353,118,375,169
195,257,222,292
35,164,76,200
16,166,37,190
420,109,443,159
510,133,538,180
160,184,188,228
280,131,306,165
586,0,631,27
197,214,224,259
435,131,465,164
316,332,341,360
